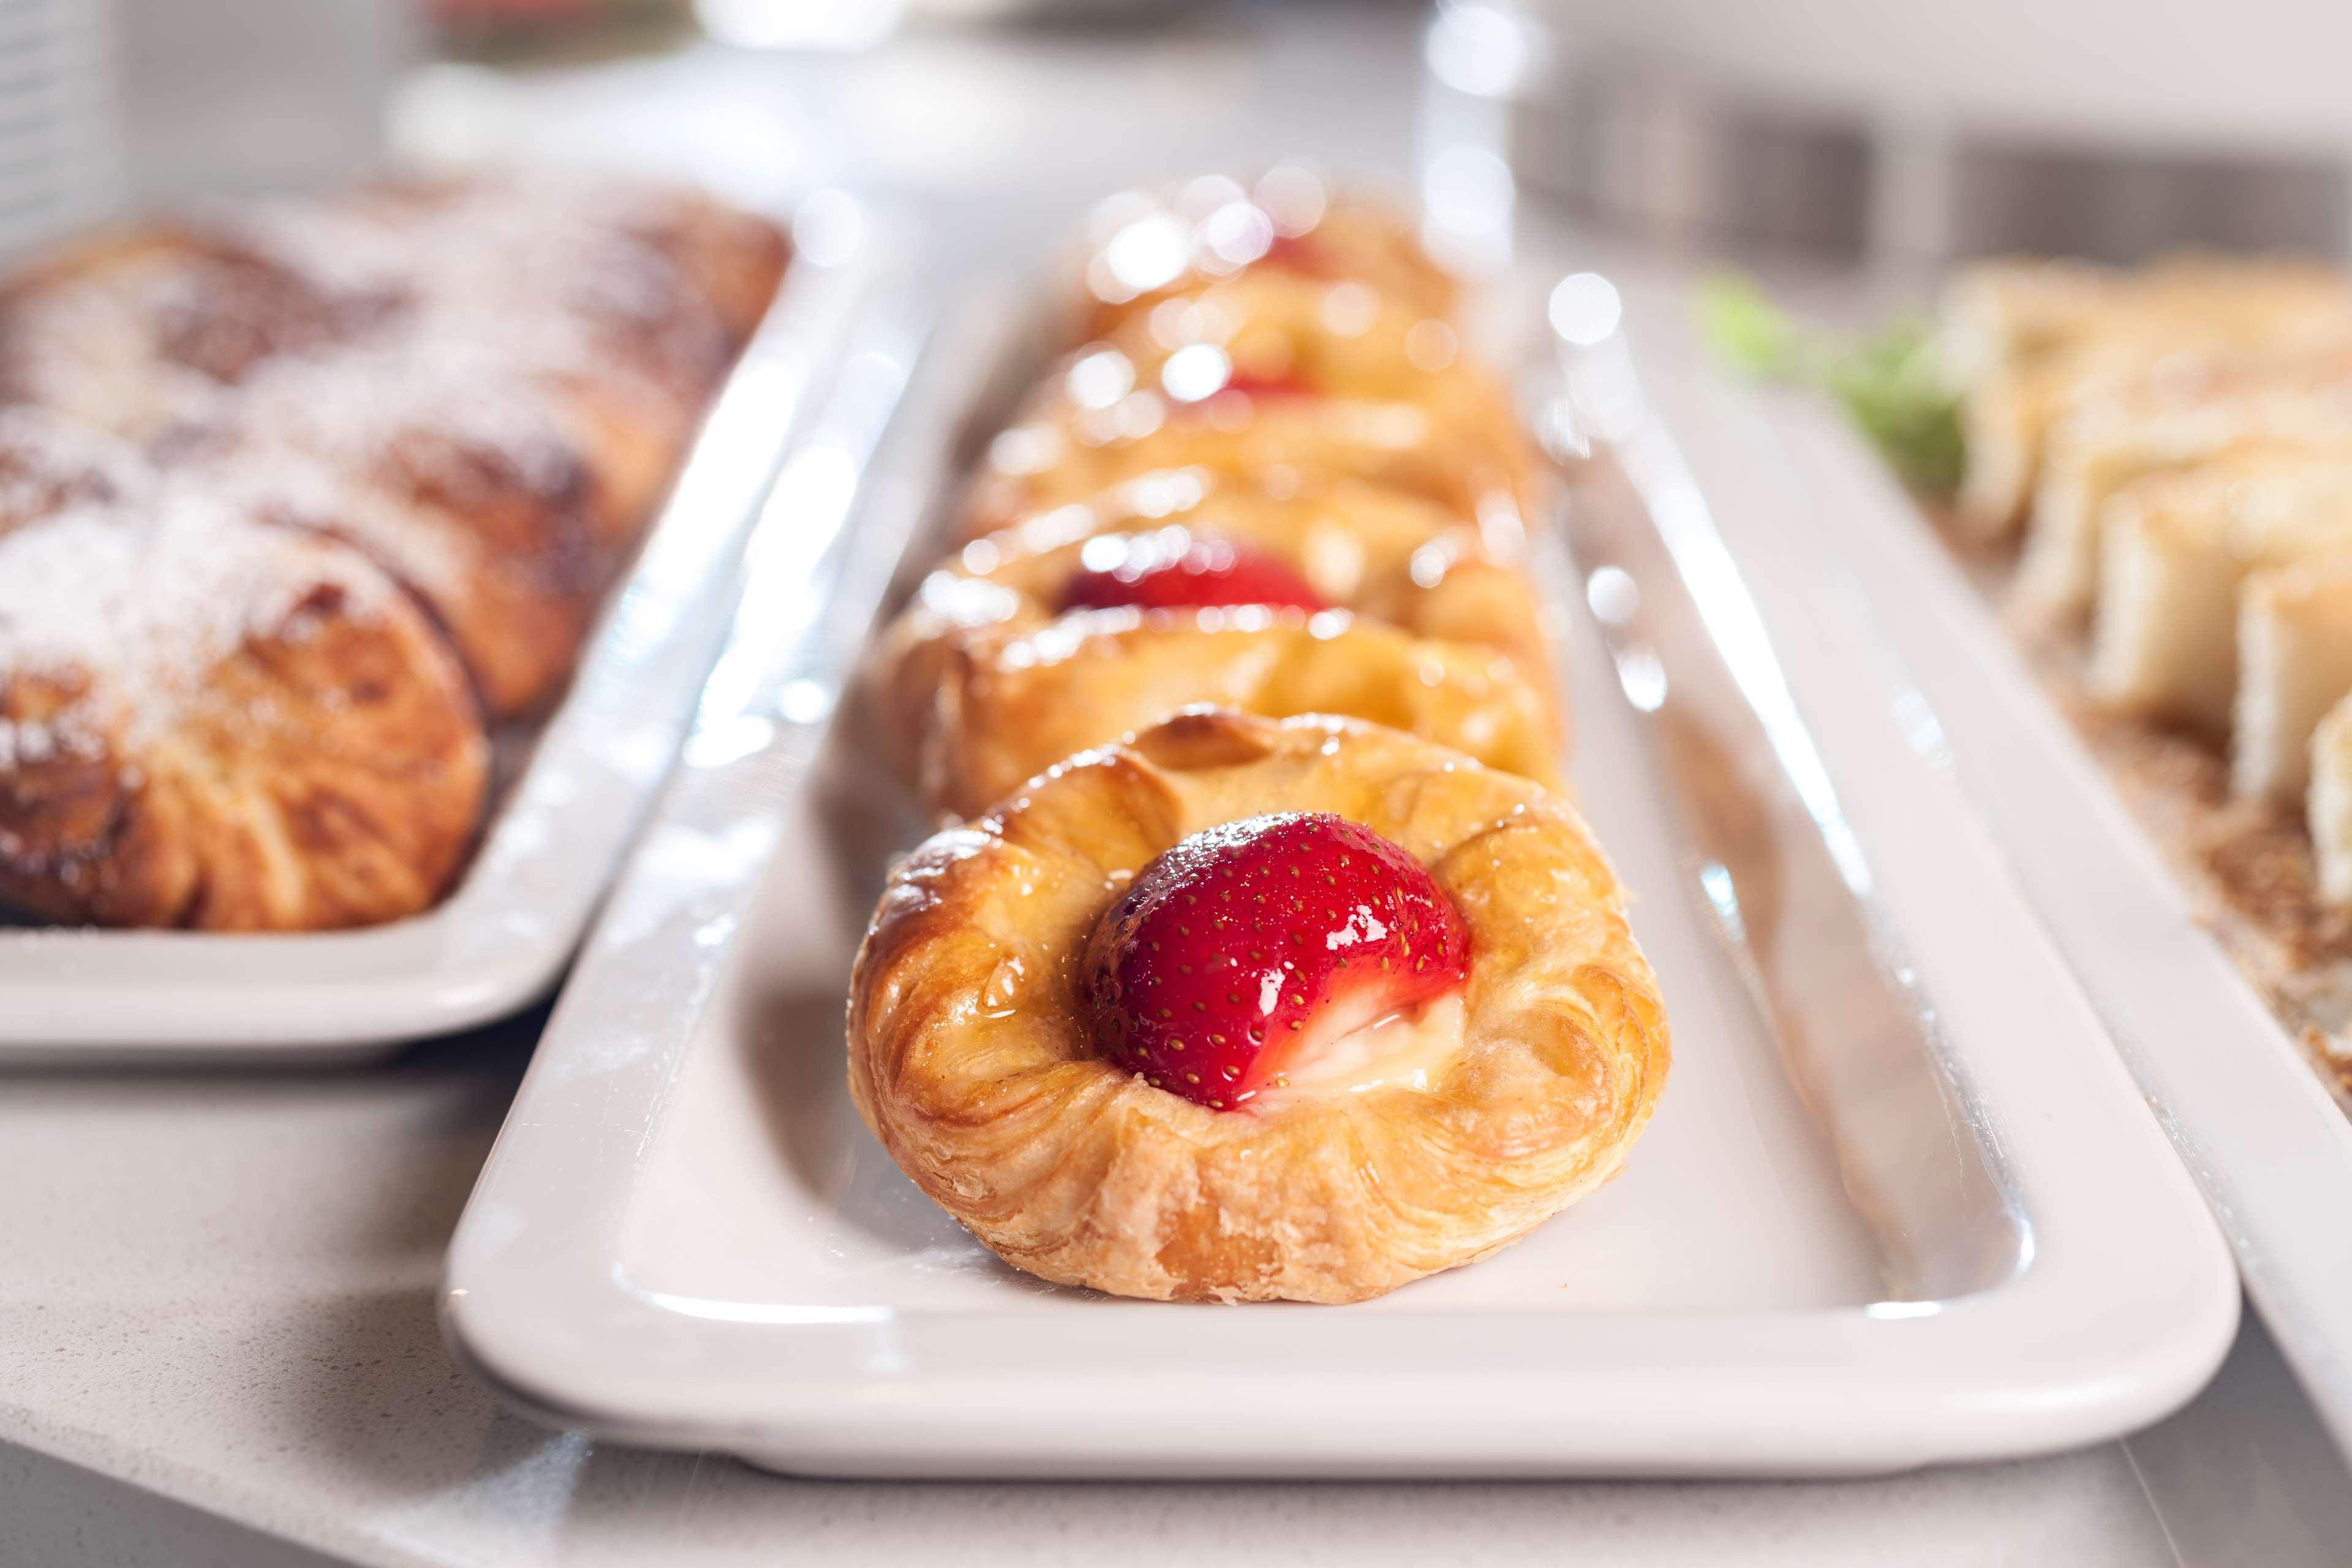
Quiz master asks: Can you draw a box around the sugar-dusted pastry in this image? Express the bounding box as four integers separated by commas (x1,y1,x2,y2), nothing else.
875,469,1556,772
848,707,1668,1303
1072,168,1457,345
963,345,1536,539
0,484,487,930
0,407,154,532
232,173,771,405
195,347,619,719
0,226,368,442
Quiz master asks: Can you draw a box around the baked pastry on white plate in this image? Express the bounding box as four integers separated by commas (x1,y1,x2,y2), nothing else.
2087,450,2352,731
875,469,1558,784
0,477,487,931
960,341,1542,541
1939,256,2352,537
2018,347,2352,622
2236,557,2352,805
846,707,1668,1303
2310,692,2352,906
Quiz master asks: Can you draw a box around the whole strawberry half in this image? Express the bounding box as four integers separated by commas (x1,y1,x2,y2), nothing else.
1082,812,1471,1109
1057,533,1327,615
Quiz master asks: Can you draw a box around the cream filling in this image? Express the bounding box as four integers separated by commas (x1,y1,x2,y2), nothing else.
1246,992,1467,1113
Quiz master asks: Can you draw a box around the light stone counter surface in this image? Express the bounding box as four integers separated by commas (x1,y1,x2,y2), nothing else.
4,4,2350,1562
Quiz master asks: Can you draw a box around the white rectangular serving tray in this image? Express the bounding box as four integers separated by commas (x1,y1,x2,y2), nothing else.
0,200,874,1063
440,273,2237,1478
1632,266,2352,1461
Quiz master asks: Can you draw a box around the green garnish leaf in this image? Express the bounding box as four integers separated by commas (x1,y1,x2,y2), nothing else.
1695,271,1964,497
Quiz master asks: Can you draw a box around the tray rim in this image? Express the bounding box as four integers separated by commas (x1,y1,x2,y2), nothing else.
1686,282,2352,1464
0,203,876,1061
439,266,2238,1477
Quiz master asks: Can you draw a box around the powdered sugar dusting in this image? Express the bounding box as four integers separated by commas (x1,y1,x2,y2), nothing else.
0,251,238,441
232,337,586,506
0,407,154,532
224,175,707,383
0,483,394,753
194,435,472,606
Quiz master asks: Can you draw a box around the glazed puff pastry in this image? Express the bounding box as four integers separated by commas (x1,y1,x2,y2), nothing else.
847,708,1670,1303
0,480,486,930
918,612,1559,820
875,470,1558,771
1083,268,1536,505
1072,172,1457,345
961,345,1537,540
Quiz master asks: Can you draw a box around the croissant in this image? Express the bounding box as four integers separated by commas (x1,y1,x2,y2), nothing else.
0,481,486,930
848,708,1670,1303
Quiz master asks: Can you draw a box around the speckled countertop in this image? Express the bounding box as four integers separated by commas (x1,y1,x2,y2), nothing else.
1,1018,2346,1568
6,5,2352,1563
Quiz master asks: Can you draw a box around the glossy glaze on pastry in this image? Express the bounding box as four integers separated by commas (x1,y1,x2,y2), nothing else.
918,610,1560,819
875,469,1559,785
847,709,1669,1303
1070,169,1457,345
961,342,1536,539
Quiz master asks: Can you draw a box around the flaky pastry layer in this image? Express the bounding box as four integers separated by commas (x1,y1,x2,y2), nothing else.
847,709,1670,1303
919,612,1560,820
960,358,1539,541
875,471,1559,782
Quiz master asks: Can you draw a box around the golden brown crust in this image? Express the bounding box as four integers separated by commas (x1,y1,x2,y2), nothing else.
1072,184,1457,344
873,472,1560,779
0,510,487,931
0,175,788,930
961,356,1542,541
916,614,1560,821
846,709,1670,1303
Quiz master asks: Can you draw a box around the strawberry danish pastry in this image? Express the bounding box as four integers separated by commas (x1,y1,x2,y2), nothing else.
848,709,1670,1303
875,469,1561,800
961,342,1536,540
1072,170,1458,344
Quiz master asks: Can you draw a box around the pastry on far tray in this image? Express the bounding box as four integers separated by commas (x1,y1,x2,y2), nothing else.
917,612,1560,820
1070,168,1458,346
0,478,488,932
1938,255,2352,538
873,468,1558,780
191,349,624,720
2086,450,2352,734
846,708,1669,1303
960,342,1537,539
2018,344,2352,622
0,170,786,932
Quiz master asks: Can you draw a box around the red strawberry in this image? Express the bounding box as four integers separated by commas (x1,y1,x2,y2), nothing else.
1217,371,1314,401
1057,534,1327,614
1260,232,1333,278
1082,812,1471,1109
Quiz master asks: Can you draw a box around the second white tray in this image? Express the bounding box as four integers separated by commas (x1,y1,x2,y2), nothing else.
0,199,874,1063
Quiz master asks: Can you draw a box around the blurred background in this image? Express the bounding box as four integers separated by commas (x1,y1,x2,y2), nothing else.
15,0,2352,274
